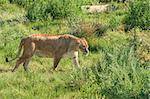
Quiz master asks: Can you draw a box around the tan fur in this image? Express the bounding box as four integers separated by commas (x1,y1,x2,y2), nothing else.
8,34,89,72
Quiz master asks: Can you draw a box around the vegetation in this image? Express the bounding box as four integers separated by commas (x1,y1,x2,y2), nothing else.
124,0,150,31
0,0,149,99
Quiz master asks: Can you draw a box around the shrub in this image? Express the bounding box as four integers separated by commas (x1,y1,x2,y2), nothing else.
75,21,98,37
26,0,100,21
67,19,108,38
26,0,76,21
0,0,9,4
124,0,150,31
26,0,48,20
9,0,33,8
68,43,149,98
93,45,149,98
78,22,108,37
94,23,108,36
45,0,74,19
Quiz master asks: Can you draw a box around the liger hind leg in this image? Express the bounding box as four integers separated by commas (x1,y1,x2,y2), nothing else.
12,42,35,72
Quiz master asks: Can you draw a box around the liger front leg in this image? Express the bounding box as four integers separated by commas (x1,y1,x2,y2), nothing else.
72,51,80,69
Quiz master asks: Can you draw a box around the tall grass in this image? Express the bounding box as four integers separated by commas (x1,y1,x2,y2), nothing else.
124,0,150,31
98,0,127,3
9,0,33,8
0,0,9,4
26,0,76,20
68,42,149,98
26,0,99,21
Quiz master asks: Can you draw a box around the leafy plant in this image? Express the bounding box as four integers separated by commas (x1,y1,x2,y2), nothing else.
27,0,76,20
0,0,9,4
124,0,150,31
68,42,149,98
9,0,33,8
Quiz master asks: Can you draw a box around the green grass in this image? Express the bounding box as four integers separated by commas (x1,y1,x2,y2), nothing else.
0,2,149,99
0,52,99,99
0,3,25,21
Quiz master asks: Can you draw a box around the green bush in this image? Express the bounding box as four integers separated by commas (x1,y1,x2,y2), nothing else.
68,43,149,98
26,0,100,21
26,0,76,20
124,0,150,31
26,0,48,20
9,0,33,8
73,22,108,37
46,0,74,19
66,17,108,38
93,45,148,98
0,0,9,4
